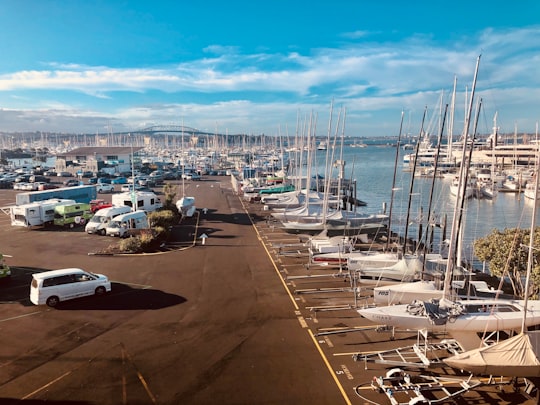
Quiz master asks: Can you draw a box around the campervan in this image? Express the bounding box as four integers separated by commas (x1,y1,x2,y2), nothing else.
105,210,149,237
53,203,93,227
111,191,162,212
85,205,132,235
10,199,76,227
30,268,111,307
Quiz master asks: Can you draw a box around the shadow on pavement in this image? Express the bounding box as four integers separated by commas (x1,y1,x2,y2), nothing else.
55,282,186,311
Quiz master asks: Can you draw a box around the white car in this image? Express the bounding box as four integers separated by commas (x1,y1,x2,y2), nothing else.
97,184,115,193
30,268,111,307
121,184,142,192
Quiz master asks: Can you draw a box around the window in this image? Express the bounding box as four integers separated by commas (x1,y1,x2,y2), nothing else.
43,274,75,287
74,273,92,282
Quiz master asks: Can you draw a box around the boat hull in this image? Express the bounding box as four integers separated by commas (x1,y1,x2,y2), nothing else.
358,299,540,333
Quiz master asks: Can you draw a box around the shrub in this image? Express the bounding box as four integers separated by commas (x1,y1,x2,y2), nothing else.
119,236,143,253
149,210,177,228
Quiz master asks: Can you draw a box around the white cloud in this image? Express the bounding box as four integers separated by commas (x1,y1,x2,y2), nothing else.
0,26,539,135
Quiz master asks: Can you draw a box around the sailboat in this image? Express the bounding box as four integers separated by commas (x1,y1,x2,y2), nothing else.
444,138,540,377
358,56,540,351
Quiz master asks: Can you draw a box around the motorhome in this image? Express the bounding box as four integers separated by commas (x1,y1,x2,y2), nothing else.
85,205,132,235
16,185,97,205
105,210,149,237
10,199,76,227
53,203,93,227
30,268,111,307
111,191,162,212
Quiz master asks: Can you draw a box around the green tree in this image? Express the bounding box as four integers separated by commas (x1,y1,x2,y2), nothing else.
162,183,178,212
474,227,540,298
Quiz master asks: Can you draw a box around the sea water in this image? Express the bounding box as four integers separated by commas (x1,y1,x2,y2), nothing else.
311,144,539,267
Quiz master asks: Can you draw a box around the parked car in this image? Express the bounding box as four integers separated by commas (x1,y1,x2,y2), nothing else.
89,199,113,213
63,179,80,187
0,179,13,189
38,183,59,190
21,183,36,190
163,171,178,180
111,177,128,184
57,171,73,177
29,174,50,183
97,184,115,193
121,184,143,192
182,173,201,181
97,177,112,184
30,268,111,307
13,182,29,190
14,174,31,183
137,177,156,187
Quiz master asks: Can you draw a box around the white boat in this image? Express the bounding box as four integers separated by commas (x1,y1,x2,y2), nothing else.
359,298,540,350
444,140,540,376
501,174,521,191
355,254,423,283
373,276,505,305
262,189,339,210
479,179,498,199
357,56,540,351
449,175,474,199
280,211,388,236
176,196,196,217
523,182,539,200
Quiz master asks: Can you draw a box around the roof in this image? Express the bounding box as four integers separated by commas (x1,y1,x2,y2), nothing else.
56,146,145,157
32,268,85,279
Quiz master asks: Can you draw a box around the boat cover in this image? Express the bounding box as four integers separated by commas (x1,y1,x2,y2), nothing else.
444,331,540,377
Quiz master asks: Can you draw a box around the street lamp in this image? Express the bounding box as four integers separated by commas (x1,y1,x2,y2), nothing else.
129,133,136,212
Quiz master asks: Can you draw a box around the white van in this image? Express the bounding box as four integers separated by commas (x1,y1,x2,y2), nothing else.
105,210,148,237
85,205,132,235
30,268,111,307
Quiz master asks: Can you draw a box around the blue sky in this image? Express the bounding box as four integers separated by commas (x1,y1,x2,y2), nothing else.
1,0,539,138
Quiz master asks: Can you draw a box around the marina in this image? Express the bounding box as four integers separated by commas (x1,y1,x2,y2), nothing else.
0,141,539,402
2,2,539,404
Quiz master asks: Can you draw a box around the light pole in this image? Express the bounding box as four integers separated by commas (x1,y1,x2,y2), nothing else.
129,133,136,212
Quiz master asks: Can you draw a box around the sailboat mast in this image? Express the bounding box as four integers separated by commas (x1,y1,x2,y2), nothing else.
447,76,457,158
422,104,448,256
522,123,540,332
403,106,428,253
442,54,481,298
385,110,405,251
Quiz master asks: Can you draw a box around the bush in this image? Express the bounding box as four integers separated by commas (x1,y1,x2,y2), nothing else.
104,209,179,254
119,236,143,253
149,210,177,228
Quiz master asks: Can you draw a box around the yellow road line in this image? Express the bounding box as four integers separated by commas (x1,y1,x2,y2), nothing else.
242,199,352,405
308,329,352,405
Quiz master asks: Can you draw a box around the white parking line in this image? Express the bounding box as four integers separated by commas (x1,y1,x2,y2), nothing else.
0,310,43,323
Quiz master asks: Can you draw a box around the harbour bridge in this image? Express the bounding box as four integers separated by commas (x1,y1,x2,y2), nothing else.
130,125,216,137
